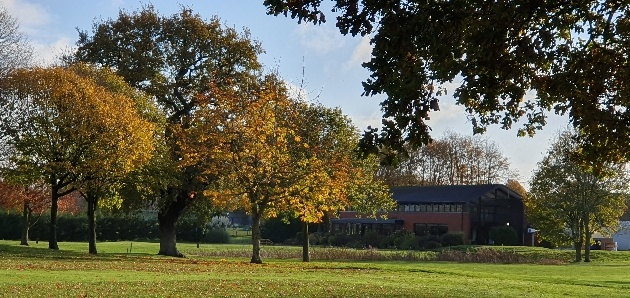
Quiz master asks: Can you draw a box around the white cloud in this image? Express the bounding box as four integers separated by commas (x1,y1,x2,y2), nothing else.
283,79,310,102
344,35,372,69
32,37,74,66
2,0,50,34
293,23,345,55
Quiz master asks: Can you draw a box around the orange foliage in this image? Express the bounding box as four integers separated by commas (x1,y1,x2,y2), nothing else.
0,181,50,213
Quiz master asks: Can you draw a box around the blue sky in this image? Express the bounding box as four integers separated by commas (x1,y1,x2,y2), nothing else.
3,0,570,185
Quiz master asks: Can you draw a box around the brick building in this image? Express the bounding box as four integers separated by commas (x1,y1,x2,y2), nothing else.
333,184,526,245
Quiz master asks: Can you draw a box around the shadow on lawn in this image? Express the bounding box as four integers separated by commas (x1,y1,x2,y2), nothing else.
0,242,155,260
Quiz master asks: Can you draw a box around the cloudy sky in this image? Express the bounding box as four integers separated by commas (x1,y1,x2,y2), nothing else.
2,0,571,185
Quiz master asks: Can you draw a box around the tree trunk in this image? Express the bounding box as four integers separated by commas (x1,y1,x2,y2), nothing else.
157,194,188,257
49,190,59,250
574,240,582,262
20,201,30,246
87,193,98,255
583,217,591,262
250,210,263,264
302,222,310,262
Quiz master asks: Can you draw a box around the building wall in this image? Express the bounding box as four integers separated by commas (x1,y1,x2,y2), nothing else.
613,221,630,250
340,211,471,240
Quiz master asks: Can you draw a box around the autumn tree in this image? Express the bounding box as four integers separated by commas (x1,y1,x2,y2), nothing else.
529,130,629,262
179,73,392,263
0,180,49,245
69,64,156,254
290,102,394,262
0,65,154,250
378,131,516,186
266,1,630,166
71,6,263,257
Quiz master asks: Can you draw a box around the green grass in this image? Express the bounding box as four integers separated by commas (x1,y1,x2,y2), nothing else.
1,240,630,297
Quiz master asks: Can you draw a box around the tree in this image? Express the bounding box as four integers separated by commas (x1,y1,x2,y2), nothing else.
0,5,31,77
0,65,154,250
71,6,263,257
378,131,516,186
0,5,32,171
182,74,394,263
529,130,629,262
0,180,49,245
69,64,156,254
290,102,394,262
265,1,630,166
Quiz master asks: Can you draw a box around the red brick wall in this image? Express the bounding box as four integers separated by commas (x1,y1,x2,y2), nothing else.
340,211,471,240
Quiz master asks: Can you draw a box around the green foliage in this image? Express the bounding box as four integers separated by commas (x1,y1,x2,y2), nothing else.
529,130,630,261
490,226,519,246
266,1,630,167
441,232,465,247
202,229,231,244
71,5,264,256
260,217,301,244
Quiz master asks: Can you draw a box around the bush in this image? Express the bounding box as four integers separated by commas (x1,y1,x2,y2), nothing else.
424,240,442,250
362,230,384,248
490,226,519,246
399,235,419,250
417,235,440,249
260,217,301,244
328,233,362,247
386,230,417,250
203,228,231,244
441,232,465,246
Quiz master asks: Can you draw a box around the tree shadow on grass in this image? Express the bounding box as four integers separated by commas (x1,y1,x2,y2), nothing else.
0,242,155,261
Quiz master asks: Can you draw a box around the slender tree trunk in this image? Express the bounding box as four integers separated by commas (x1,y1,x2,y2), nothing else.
49,189,59,250
302,222,310,262
87,193,98,255
584,217,591,262
573,221,582,262
20,201,30,246
251,210,263,264
157,193,189,257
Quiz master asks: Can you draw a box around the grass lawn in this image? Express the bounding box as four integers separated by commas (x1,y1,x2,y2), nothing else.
1,240,630,297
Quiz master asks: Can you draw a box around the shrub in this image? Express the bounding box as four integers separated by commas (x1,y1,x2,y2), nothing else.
203,228,231,244
260,217,301,244
382,230,418,250
424,240,442,250
417,235,440,249
328,233,361,247
490,226,519,246
362,230,383,248
441,232,465,246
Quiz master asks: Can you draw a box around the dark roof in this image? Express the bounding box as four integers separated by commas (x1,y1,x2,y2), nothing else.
391,184,522,204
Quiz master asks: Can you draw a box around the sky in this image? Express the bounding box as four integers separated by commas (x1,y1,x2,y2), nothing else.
2,0,571,185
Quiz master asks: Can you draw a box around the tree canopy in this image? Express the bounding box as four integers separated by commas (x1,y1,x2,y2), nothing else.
528,130,629,262
378,131,516,186
71,5,264,257
0,65,156,250
265,1,630,165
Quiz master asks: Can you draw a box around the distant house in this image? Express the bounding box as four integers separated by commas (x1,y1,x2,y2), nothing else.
333,184,526,245
612,209,630,250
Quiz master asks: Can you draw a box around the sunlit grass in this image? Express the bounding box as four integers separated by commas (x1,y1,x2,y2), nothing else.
1,240,630,297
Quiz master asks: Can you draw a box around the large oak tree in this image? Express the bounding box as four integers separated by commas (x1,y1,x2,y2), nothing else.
71,6,263,256
265,1,630,166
